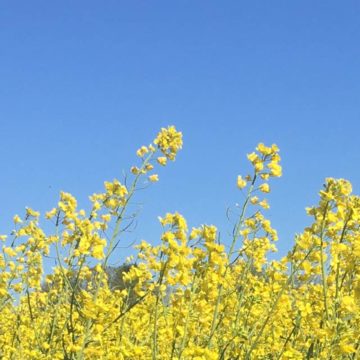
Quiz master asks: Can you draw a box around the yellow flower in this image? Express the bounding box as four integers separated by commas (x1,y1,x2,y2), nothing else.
131,166,140,174
3,247,17,257
254,161,264,172
237,175,247,189
92,244,105,259
149,174,159,182
136,145,149,157
157,156,167,166
13,214,22,224
339,342,356,354
25,207,40,218
259,183,270,193
268,161,282,177
302,260,312,274
257,142,273,155
250,196,259,204
154,125,183,160
259,199,270,209
45,208,57,219
101,214,111,222
105,198,117,209
247,152,258,163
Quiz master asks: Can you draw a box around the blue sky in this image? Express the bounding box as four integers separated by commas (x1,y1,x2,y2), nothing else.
1,1,359,262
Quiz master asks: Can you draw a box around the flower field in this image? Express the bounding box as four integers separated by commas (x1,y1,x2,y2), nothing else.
1,126,359,359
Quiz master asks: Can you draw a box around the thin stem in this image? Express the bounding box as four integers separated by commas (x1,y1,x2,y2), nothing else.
244,245,315,359
207,174,257,348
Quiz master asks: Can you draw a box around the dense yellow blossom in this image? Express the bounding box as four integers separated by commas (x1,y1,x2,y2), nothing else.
0,128,359,359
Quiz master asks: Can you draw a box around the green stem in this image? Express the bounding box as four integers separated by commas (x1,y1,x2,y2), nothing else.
207,174,256,348
319,202,330,321
178,274,197,359
244,245,315,359
79,152,155,359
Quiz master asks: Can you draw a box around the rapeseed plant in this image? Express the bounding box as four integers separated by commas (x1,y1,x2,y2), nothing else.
0,126,359,359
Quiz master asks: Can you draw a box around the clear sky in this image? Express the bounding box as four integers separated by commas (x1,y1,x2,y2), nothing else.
1,1,360,262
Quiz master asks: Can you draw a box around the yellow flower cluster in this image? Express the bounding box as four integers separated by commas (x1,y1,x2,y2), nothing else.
0,126,359,359
154,125,183,161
